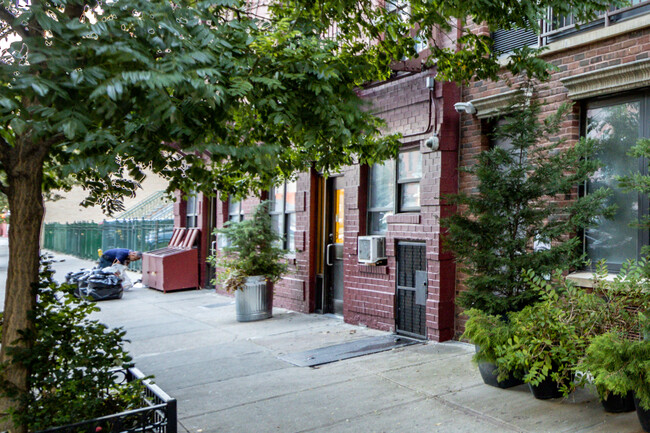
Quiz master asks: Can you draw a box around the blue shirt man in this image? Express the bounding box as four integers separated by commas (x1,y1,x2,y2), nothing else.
98,248,142,269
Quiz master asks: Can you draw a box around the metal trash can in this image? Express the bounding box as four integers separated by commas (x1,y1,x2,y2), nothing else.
235,276,273,322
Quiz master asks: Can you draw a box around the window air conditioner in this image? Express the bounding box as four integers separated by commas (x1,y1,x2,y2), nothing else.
357,236,387,264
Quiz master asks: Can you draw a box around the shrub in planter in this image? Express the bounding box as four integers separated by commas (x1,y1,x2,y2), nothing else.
0,256,144,431
462,309,523,388
497,270,605,399
581,333,642,413
211,201,288,290
209,201,288,321
579,260,650,413
582,333,650,430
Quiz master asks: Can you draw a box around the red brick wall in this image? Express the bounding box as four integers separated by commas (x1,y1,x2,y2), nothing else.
456,24,650,336
347,71,461,341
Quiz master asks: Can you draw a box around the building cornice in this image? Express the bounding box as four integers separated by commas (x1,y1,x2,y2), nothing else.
470,89,524,119
561,58,650,100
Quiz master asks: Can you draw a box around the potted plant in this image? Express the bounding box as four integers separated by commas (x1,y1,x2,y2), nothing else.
579,260,650,414
210,201,288,322
581,333,650,430
462,309,523,388
498,270,604,399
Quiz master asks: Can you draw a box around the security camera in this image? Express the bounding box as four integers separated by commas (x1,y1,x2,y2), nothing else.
454,102,476,114
424,133,439,151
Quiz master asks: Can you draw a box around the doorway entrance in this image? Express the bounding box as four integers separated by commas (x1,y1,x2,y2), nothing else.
315,176,345,315
396,242,427,338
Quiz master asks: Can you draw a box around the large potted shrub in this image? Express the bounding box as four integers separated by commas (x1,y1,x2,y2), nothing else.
498,270,604,399
579,260,650,414
461,309,523,388
443,89,613,388
210,201,288,322
581,333,650,430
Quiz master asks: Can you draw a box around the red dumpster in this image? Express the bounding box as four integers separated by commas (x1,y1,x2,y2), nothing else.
142,228,200,293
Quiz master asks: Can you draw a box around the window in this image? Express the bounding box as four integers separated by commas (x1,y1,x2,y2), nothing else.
228,199,244,222
186,191,198,228
398,149,422,212
368,161,395,234
367,148,422,234
584,94,648,269
270,181,297,251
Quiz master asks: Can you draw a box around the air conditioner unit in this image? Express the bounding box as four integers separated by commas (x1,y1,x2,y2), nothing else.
357,236,387,264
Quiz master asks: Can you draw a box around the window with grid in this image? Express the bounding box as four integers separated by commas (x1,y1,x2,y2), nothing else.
584,94,649,270
367,148,422,234
270,181,297,251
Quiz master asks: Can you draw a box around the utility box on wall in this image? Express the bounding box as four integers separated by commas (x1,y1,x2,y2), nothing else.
142,228,200,293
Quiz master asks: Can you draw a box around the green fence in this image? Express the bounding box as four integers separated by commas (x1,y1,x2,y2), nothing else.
43,219,174,272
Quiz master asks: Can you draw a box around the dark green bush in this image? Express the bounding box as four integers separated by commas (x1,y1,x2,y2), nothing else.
443,92,613,316
0,256,144,431
496,270,605,395
210,201,288,291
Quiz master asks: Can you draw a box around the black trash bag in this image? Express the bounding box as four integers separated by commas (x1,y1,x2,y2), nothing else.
65,268,91,287
75,270,123,301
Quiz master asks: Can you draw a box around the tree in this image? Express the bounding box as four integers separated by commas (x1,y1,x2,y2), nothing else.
0,0,625,429
442,90,614,316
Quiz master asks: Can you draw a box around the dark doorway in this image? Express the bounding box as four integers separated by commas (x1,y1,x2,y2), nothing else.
396,242,427,338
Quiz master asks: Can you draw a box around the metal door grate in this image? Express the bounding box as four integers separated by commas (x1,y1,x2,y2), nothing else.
396,243,427,338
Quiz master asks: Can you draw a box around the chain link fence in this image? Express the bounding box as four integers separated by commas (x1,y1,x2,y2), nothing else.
43,219,174,272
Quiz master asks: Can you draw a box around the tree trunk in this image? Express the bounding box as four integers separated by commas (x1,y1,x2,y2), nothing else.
0,143,46,433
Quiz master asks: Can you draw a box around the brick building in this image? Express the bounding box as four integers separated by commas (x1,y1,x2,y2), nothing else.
457,4,650,335
173,29,463,341
171,2,650,342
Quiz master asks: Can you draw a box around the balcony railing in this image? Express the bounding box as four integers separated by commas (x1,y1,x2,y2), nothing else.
539,0,650,46
493,0,650,53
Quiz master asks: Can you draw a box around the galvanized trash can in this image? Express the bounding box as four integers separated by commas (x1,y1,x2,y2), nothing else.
235,276,273,322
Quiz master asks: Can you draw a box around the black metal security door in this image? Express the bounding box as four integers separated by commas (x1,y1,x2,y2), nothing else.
396,242,427,338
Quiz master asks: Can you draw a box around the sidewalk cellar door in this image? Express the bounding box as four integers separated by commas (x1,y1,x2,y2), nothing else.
396,242,427,338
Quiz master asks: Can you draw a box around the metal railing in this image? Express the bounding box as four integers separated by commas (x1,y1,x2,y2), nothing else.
36,367,177,433
539,0,650,45
493,1,650,53
43,219,174,271
117,191,173,221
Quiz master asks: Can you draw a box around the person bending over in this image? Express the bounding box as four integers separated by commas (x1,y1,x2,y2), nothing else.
98,248,142,269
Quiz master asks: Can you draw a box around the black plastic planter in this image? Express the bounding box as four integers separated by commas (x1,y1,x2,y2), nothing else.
478,361,524,389
635,397,650,433
600,390,636,413
528,375,564,399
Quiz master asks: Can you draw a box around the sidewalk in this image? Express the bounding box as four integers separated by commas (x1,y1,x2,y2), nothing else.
0,240,644,432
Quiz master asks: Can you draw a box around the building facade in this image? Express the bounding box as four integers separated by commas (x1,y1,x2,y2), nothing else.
172,2,650,341
457,4,650,333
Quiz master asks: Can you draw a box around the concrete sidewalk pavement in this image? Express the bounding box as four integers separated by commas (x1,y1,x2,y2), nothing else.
0,239,644,432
